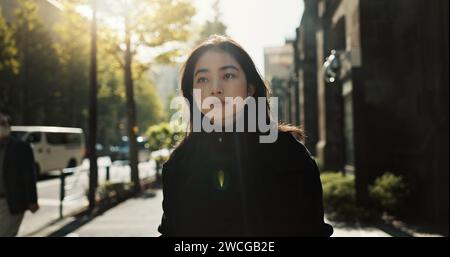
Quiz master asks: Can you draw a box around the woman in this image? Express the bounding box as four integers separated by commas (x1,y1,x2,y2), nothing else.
158,35,333,237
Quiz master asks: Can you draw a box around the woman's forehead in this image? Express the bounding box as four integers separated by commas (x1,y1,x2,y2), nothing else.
194,50,241,72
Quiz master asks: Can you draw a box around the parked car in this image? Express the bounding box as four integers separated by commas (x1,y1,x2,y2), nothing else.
10,126,85,176
110,136,150,163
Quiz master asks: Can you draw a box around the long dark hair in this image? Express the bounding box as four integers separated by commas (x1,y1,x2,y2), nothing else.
179,34,304,141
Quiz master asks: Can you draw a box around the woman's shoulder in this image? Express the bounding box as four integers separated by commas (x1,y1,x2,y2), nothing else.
275,131,314,159
162,133,197,170
271,131,321,183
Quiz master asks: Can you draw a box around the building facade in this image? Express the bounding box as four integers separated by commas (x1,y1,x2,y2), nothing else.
291,0,448,231
264,44,296,123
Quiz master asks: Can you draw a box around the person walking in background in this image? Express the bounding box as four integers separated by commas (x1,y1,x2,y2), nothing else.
0,111,39,237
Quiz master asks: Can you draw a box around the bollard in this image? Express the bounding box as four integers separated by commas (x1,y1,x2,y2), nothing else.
59,170,66,219
106,166,110,181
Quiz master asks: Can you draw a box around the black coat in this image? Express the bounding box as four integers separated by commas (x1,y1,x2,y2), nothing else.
2,137,38,214
158,130,333,237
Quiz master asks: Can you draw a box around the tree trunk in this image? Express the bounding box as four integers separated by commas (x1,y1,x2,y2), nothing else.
124,17,141,194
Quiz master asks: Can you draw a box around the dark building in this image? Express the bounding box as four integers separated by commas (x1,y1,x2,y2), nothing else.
294,0,320,156
292,0,448,232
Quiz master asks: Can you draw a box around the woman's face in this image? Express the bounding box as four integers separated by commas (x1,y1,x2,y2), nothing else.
192,49,255,125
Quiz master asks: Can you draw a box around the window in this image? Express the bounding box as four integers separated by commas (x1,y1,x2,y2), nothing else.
26,132,41,143
47,133,82,145
10,131,27,141
66,133,81,145
46,133,66,145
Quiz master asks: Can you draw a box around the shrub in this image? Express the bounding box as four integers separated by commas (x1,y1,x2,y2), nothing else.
96,181,134,203
320,171,368,221
369,172,410,216
145,122,184,151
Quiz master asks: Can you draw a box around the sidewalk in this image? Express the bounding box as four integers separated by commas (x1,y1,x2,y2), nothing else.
30,188,164,237
67,189,163,237
29,187,402,237
327,219,391,237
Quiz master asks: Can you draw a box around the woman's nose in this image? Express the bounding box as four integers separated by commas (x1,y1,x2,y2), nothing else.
210,79,223,96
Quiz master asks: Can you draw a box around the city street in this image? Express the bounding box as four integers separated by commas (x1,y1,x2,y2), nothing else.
17,157,156,236
1,0,447,240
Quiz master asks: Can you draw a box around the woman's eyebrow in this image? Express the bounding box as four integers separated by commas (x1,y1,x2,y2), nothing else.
220,65,239,72
194,65,239,77
194,68,209,77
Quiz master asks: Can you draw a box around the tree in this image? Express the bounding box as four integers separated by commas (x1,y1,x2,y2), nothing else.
196,0,227,44
0,8,19,112
53,0,90,127
11,0,63,125
100,0,195,193
3,0,93,127
135,78,164,133
145,122,183,185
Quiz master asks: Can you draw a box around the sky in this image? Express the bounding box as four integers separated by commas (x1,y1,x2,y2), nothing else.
192,0,305,76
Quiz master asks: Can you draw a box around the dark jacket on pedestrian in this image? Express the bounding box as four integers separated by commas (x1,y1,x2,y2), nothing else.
158,130,333,237
2,137,38,214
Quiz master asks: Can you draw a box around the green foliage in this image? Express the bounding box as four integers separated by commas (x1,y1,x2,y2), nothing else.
96,181,135,202
135,79,164,133
321,171,373,222
145,122,183,152
146,121,183,185
9,0,63,124
99,0,196,65
95,0,195,146
0,9,19,111
52,1,90,127
321,171,410,221
0,8,19,74
1,0,182,149
369,172,410,215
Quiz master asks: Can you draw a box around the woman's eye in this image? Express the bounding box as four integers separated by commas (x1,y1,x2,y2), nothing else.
224,73,236,80
196,77,208,83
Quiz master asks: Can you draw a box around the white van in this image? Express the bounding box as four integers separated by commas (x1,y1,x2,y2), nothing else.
10,126,85,176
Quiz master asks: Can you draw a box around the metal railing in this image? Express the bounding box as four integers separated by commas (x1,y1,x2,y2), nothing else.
56,159,154,219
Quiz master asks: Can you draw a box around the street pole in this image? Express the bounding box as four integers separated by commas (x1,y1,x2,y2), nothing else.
88,0,98,212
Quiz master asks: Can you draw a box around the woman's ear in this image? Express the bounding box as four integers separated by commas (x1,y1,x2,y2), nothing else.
247,84,256,96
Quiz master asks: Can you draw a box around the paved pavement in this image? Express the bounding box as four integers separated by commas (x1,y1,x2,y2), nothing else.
16,157,439,237
326,219,391,237
26,187,397,237
67,190,163,237
17,157,156,236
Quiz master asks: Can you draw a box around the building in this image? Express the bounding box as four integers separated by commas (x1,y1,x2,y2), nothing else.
264,44,297,124
291,0,448,232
